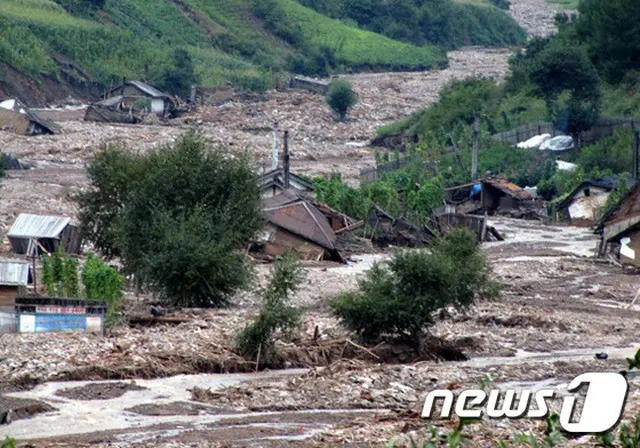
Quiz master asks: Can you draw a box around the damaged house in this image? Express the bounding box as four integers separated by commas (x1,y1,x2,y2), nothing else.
252,191,355,261
85,80,176,123
366,204,435,247
600,183,640,266
7,213,81,255
0,99,60,135
445,177,535,215
555,176,622,226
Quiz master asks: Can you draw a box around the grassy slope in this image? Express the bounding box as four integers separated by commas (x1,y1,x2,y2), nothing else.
0,0,444,92
273,0,444,70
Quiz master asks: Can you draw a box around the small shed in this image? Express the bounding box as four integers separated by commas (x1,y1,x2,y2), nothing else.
445,178,534,214
0,99,60,135
7,213,81,255
0,261,31,309
555,176,621,226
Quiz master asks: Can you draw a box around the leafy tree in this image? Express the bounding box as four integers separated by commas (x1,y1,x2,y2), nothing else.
575,0,640,82
76,145,144,259
527,41,601,134
155,48,198,99
78,131,262,307
236,252,305,365
331,228,498,348
326,80,358,121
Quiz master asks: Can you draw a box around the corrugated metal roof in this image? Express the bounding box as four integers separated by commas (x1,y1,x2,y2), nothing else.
0,261,30,286
7,213,71,239
262,200,336,249
485,178,534,200
128,81,170,98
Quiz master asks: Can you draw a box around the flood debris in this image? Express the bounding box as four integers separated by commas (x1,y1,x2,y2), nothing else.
364,204,435,248
0,98,60,135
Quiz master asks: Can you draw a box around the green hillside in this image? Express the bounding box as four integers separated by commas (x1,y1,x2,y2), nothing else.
0,0,523,99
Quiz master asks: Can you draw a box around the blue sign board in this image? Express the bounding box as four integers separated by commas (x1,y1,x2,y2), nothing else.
34,313,87,332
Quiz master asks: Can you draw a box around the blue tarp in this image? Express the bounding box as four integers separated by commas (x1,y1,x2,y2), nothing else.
470,184,482,200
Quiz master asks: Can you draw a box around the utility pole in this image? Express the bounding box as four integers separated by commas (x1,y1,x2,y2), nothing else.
471,116,480,180
634,131,640,181
283,130,290,189
272,121,279,170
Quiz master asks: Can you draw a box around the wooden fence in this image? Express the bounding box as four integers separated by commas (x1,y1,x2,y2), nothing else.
490,121,554,145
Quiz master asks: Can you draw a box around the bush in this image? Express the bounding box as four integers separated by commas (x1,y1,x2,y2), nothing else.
326,79,358,120
236,252,305,365
78,131,262,308
331,228,498,348
82,254,124,323
42,247,79,298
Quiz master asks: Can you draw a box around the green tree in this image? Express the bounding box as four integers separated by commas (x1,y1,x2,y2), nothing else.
77,145,144,259
326,80,358,121
528,42,601,134
575,0,640,82
331,228,498,349
236,252,305,365
155,48,198,99
78,131,262,307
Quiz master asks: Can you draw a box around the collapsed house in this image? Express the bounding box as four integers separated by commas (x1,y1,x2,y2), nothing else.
432,206,504,242
366,204,435,247
555,176,621,226
252,190,360,262
7,213,81,255
445,177,536,216
598,183,640,265
0,261,32,309
85,80,176,123
0,99,60,135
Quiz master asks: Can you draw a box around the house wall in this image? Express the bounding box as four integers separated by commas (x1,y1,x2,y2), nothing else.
567,186,610,225
619,229,640,267
261,224,325,260
0,286,19,308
